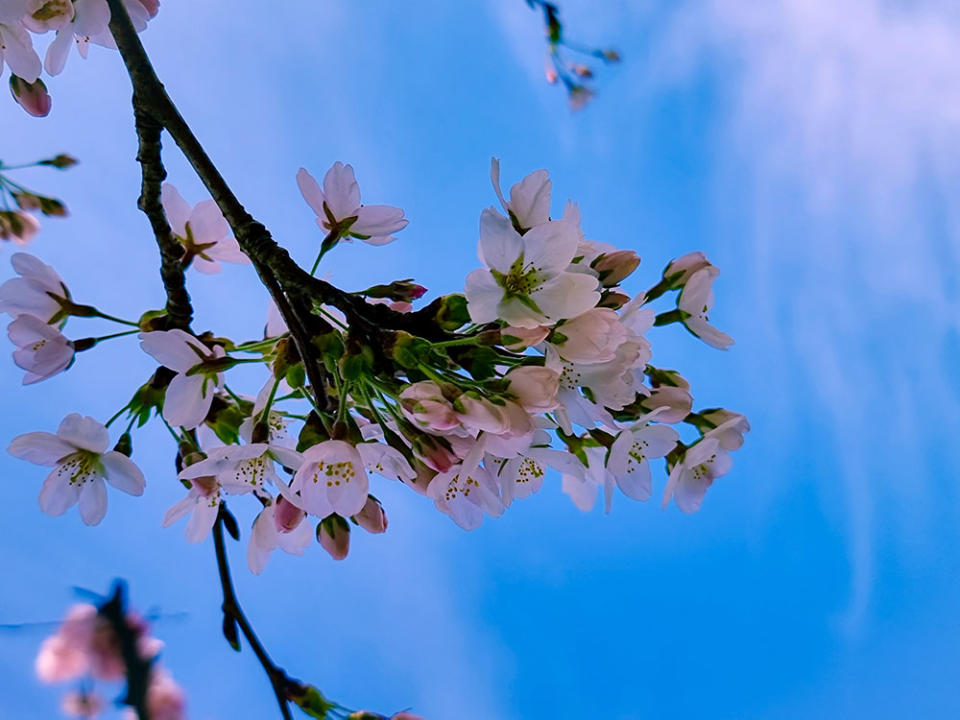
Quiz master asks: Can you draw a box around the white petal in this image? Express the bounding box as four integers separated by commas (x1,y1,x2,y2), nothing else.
8,431,73,465
296,167,326,217
531,272,600,322
478,207,522,274
56,414,108,454
322,162,361,220
509,170,551,229
352,205,407,237
464,268,503,324
185,500,219,543
159,183,191,237
162,373,213,429
44,27,74,75
78,478,107,525
522,219,579,274
188,200,228,244
162,496,194,527
101,452,145,496
139,329,207,372
0,23,41,82
38,469,81,516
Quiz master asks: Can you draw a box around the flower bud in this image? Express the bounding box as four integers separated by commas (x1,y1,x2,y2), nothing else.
399,381,459,431
10,75,52,118
662,252,713,289
591,249,640,286
501,325,549,352
273,496,305,533
318,515,350,560
113,433,133,458
0,210,40,244
410,433,458,473
598,290,630,309
505,366,559,413
39,154,79,170
453,392,509,433
552,308,627,364
354,495,388,534
362,279,428,302
640,385,693,424
433,293,470,331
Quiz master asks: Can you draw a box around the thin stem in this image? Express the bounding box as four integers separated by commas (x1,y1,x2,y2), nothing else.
92,309,140,327
90,329,140,343
212,510,293,720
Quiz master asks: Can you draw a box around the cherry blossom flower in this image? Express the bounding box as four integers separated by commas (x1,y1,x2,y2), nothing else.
550,307,628,364
61,690,104,719
427,462,502,530
0,7,42,83
42,0,109,75
178,442,303,497
356,441,416,483
0,252,69,322
297,163,408,245
661,437,733,513
286,440,370,518
465,206,600,329
162,474,221,542
490,158,551,231
677,267,734,349
662,251,714,289
160,183,248,274
23,0,75,33
640,385,693,423
9,313,74,383
139,329,226,429
8,413,145,525
247,495,312,574
606,415,679,503
700,410,751,450
239,378,294,445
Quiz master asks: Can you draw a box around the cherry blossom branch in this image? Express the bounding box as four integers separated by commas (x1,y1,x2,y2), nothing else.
212,506,294,720
132,104,192,330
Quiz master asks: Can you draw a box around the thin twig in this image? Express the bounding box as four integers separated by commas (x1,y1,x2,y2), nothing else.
99,582,153,720
213,508,294,720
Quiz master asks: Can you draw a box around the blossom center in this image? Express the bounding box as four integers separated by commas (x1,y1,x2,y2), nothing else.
56,450,101,486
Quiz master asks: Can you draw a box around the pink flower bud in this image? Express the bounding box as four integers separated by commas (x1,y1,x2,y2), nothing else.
591,249,640,286
453,393,509,433
505,366,559,413
411,433,458,473
399,381,459,431
0,210,40,244
663,251,713,288
354,495,388,534
10,75,52,118
501,325,549,352
137,0,161,18
318,515,350,560
642,385,693,424
552,308,627,364
273,496,305,533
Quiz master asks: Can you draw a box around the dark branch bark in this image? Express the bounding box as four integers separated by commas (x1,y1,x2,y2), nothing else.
99,582,153,720
132,106,192,330
213,508,294,720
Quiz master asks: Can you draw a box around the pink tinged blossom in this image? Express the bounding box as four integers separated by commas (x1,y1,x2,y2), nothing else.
410,433,458,473
0,252,68,321
8,413,145,525
607,418,679,503
678,267,734,350
88,0,158,48
354,495,387,533
642,385,693,424
701,410,751,451
9,313,74,383
356,441,415,483
0,18,41,83
42,0,110,75
139,329,225,429
178,442,303,496
398,381,459,431
265,297,288,338
35,633,88,683
23,0,75,32
318,514,350,560
465,207,600,328
61,690,104,718
452,392,510,434
663,251,714,288
163,474,220,542
296,163,408,244
552,307,628,364
661,437,733,513
490,158,552,230
505,365,559,413
427,462,503,530
239,379,294,446
160,183,248,273
9,74,51,116
287,440,369,518
559,446,609,513
247,496,311,574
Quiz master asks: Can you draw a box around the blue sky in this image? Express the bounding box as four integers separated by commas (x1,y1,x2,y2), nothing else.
2,1,960,718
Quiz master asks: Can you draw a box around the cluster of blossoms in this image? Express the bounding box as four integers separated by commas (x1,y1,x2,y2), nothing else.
35,594,186,719
4,159,749,575
1,0,158,116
